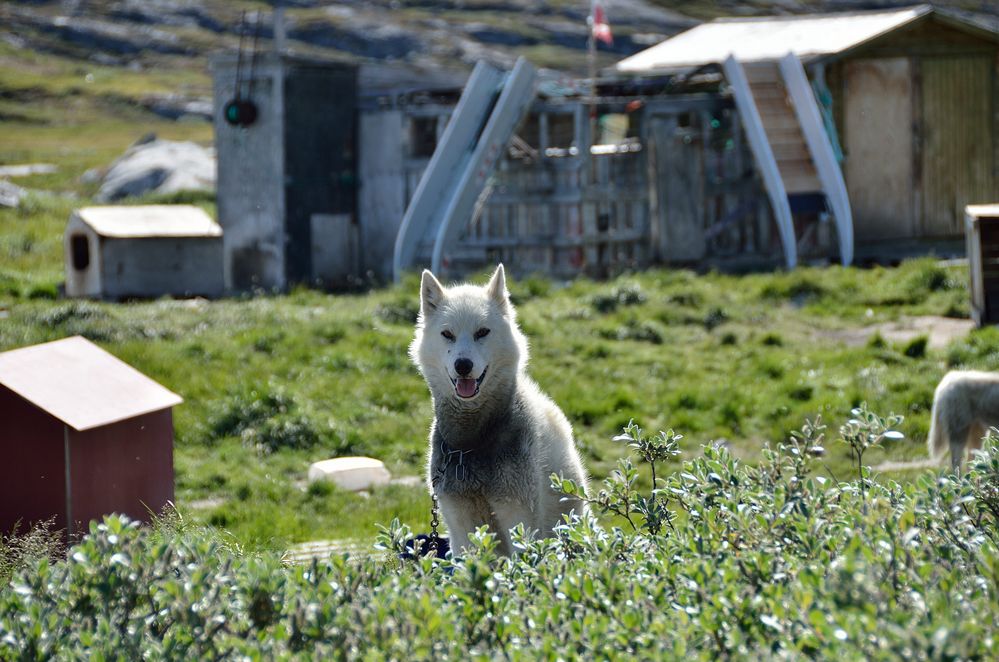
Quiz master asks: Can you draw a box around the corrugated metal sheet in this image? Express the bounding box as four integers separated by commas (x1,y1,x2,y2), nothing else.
615,7,928,73
921,55,997,237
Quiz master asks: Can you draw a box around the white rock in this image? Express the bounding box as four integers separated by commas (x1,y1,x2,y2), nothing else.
95,138,215,202
308,457,391,492
0,180,26,208
0,163,57,178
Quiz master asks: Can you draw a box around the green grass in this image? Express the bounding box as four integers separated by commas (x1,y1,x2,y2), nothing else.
0,38,212,194
0,29,984,552
0,254,982,550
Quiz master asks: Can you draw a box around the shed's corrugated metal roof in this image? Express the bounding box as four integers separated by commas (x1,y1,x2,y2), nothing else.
0,336,182,431
74,205,222,238
616,6,931,74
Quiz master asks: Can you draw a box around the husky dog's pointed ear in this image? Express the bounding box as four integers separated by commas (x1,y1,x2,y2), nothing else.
420,269,445,316
486,263,509,309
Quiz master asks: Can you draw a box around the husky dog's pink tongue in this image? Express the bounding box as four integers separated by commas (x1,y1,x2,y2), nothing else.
456,378,478,398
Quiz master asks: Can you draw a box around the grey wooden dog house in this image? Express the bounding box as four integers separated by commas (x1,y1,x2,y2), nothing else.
64,205,224,299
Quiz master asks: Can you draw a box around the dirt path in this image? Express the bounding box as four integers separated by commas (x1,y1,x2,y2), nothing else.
818,315,974,350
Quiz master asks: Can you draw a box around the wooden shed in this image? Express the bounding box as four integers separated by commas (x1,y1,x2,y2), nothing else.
616,5,999,261
211,52,465,287
65,205,224,299
0,336,181,538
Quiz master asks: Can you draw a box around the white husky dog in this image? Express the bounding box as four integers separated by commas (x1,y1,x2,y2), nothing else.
928,370,999,470
410,264,589,555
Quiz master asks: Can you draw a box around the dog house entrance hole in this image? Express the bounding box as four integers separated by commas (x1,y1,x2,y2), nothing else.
70,234,90,271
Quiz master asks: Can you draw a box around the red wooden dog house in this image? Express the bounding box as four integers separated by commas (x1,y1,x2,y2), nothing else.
0,336,181,537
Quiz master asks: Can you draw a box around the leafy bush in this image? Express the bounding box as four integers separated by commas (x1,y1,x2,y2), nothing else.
599,318,664,344
39,301,108,327
2,410,998,659
904,262,957,296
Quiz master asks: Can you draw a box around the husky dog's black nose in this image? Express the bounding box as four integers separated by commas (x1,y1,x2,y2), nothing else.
454,358,473,376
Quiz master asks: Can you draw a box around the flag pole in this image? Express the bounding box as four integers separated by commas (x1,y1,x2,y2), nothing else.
587,1,597,179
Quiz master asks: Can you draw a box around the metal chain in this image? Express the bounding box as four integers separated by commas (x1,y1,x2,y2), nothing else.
427,433,472,557
428,491,441,554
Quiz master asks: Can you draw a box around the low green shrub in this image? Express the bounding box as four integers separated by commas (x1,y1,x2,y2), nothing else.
903,335,929,359
590,282,646,313
703,306,728,330
208,388,296,439
761,332,783,346
241,413,322,454
39,301,108,327
758,273,828,301
207,387,329,454
2,410,997,659
26,283,58,300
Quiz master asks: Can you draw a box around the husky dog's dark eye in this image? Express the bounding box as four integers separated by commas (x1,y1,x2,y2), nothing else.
441,330,455,341
474,328,490,340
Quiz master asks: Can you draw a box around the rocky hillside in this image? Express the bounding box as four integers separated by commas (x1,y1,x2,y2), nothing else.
6,1,995,75
0,1,697,75
0,1,996,125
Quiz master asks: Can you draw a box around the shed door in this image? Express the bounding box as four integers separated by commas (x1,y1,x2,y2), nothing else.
283,65,357,285
921,56,996,238
650,115,706,262
843,57,914,241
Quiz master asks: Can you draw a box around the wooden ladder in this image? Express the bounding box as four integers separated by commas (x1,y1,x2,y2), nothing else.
744,61,822,196
723,54,854,266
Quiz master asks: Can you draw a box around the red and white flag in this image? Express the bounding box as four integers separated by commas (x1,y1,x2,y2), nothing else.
590,2,613,46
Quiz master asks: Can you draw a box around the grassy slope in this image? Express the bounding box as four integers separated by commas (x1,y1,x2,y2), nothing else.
0,32,992,552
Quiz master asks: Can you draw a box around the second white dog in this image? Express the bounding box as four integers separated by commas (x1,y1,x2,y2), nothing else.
927,370,999,470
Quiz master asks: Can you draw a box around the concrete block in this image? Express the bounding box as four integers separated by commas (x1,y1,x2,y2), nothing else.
308,456,391,491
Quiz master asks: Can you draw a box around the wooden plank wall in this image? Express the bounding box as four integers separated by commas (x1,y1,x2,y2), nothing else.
830,18,999,252
649,106,780,268
396,97,786,279
842,57,915,242
462,143,650,279
921,55,997,237
443,101,652,279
